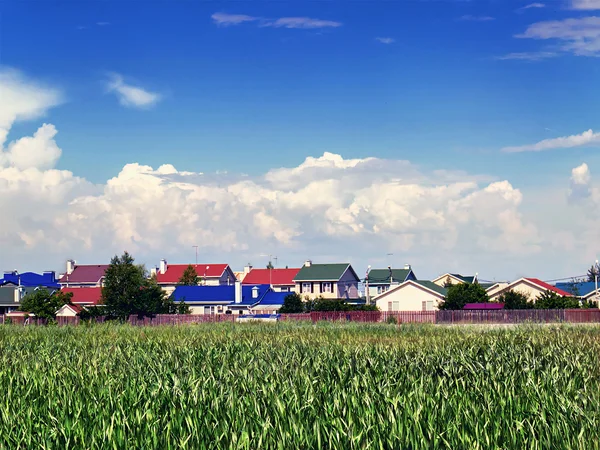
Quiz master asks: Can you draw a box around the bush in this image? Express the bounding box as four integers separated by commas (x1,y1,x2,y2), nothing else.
386,315,397,325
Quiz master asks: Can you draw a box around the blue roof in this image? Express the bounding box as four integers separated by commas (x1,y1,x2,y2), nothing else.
171,284,270,304
255,290,289,306
0,271,59,289
555,281,598,297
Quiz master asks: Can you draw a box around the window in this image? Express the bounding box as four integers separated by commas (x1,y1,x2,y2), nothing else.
280,287,290,292
322,282,332,293
392,301,400,311
388,302,392,312
302,282,312,293
422,300,434,311
377,285,389,295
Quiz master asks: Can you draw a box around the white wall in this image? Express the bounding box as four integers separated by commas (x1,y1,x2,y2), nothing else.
375,284,442,311
491,281,542,302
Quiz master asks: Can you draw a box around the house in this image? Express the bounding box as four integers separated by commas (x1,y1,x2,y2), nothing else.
0,271,60,314
170,282,271,315
250,290,290,313
463,303,505,310
56,303,85,317
61,287,102,306
484,282,510,298
374,280,447,312
242,267,301,292
154,260,236,295
555,281,598,301
489,278,573,302
293,261,360,300
366,265,417,297
58,260,108,288
432,273,478,287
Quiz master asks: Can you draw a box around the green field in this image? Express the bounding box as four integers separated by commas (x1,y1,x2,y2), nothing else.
0,323,599,449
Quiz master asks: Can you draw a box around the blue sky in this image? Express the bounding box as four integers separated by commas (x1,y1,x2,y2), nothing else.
2,0,600,279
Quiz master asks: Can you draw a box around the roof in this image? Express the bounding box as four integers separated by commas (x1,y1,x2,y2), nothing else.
463,303,505,310
59,265,108,284
57,304,84,314
0,271,59,288
414,280,448,296
367,269,412,284
524,278,572,297
375,280,447,301
293,263,357,282
254,290,289,306
450,274,477,284
170,284,270,304
242,268,300,286
61,287,102,305
555,281,598,298
155,264,229,284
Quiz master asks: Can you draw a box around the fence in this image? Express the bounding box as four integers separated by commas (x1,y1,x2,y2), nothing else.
3,309,600,326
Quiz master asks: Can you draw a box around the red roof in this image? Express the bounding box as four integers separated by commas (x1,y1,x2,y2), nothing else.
242,268,301,286
155,264,229,284
59,265,108,284
525,278,573,297
61,287,102,305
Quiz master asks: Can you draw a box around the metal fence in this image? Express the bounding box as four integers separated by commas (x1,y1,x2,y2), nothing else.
2,309,600,326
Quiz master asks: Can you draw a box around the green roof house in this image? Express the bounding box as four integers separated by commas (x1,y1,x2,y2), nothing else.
293,261,360,299
374,280,448,312
432,273,478,288
367,265,417,297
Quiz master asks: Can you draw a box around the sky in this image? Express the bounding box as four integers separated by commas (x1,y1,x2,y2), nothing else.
1,0,600,281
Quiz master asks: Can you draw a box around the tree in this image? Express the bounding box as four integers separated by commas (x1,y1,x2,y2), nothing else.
175,299,191,314
178,265,200,286
439,283,488,310
443,276,454,288
279,293,304,313
19,289,73,320
102,252,175,320
266,261,274,270
497,290,532,310
534,291,580,309
588,264,600,283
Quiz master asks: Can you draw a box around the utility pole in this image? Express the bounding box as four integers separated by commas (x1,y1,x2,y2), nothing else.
366,265,372,305
192,246,198,265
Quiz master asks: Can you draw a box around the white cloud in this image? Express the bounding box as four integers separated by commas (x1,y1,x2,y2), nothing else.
106,73,161,109
376,37,395,44
502,129,600,152
572,0,600,10
211,12,342,29
495,51,557,60
516,17,600,56
0,124,61,170
517,3,546,12
459,15,495,21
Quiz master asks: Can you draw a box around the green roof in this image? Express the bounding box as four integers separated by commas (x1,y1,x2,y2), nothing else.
294,263,353,281
414,280,447,297
368,269,411,284
450,274,476,284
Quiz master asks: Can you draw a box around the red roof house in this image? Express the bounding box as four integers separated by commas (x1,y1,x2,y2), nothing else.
154,260,236,286
490,277,573,301
61,287,102,305
59,261,108,287
242,268,300,291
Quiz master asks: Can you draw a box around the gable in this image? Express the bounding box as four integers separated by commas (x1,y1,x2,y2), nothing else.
375,280,446,301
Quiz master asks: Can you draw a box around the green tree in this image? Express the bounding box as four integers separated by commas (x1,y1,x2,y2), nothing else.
279,293,304,313
176,299,191,314
439,283,488,310
266,261,274,270
443,276,454,288
588,264,600,283
19,289,73,320
497,290,532,310
102,252,174,320
178,265,200,286
534,291,580,309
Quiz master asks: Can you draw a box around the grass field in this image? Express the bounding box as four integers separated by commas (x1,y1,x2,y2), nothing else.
0,322,599,449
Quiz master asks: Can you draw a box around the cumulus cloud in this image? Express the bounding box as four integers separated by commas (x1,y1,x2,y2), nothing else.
376,37,395,44
502,129,600,152
516,17,600,56
211,12,342,29
106,73,161,109
572,0,600,10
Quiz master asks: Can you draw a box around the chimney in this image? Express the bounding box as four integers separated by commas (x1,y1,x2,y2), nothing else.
235,280,242,304
244,264,253,275
404,264,411,270
66,260,75,275
305,260,312,267
252,286,259,299
150,267,157,277
159,259,167,275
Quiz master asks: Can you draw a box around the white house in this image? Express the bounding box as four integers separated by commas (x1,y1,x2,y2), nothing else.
432,273,478,287
488,278,572,301
374,280,447,312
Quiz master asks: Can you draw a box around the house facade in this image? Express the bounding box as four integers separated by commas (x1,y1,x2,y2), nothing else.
489,278,572,302
367,265,417,297
242,267,300,292
293,261,360,300
432,273,478,287
58,260,108,288
374,280,447,312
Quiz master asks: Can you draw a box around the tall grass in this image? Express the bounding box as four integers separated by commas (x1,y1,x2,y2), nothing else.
0,322,599,449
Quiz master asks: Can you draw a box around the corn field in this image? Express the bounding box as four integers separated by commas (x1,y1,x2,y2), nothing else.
0,322,599,449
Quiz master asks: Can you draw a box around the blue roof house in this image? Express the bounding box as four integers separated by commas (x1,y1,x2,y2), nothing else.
555,281,599,301
0,271,60,314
